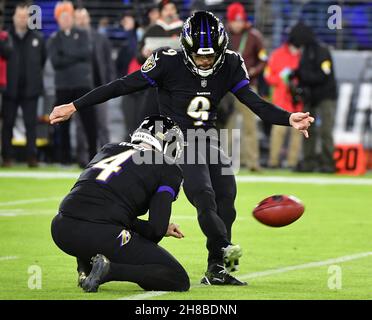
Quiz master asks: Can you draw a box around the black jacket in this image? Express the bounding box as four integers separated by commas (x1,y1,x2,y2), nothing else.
47,28,93,90
289,23,337,106
4,28,46,99
297,42,337,106
90,29,115,86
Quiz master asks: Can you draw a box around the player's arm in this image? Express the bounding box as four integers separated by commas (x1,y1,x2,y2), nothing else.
234,84,314,138
230,54,314,137
132,165,183,243
49,50,165,125
49,71,151,124
131,191,174,243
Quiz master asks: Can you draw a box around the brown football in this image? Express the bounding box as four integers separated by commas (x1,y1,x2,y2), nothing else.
253,195,305,227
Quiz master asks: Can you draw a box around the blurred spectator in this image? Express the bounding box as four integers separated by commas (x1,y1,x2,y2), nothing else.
290,23,337,173
0,24,11,93
264,37,303,169
74,8,115,166
1,3,46,168
47,1,97,165
190,0,226,19
114,11,141,141
117,1,183,141
136,5,160,42
146,5,160,27
97,17,110,36
116,12,138,77
138,1,183,63
225,2,268,172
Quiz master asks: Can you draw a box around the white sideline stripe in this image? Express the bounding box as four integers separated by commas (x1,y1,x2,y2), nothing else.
0,256,18,261
236,176,372,185
1,171,372,185
0,209,56,217
0,197,62,207
118,251,372,300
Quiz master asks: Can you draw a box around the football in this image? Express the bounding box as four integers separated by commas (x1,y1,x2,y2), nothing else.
253,195,305,227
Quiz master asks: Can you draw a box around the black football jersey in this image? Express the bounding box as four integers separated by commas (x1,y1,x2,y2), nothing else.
59,142,183,226
139,48,250,129
74,48,291,131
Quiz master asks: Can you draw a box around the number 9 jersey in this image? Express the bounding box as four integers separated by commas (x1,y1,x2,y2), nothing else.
140,48,250,130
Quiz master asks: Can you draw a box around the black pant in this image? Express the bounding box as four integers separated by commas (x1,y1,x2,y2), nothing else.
1,96,38,160
54,88,97,164
121,88,159,141
51,213,189,291
181,133,237,266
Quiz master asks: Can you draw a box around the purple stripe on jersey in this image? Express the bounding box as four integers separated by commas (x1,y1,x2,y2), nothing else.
157,185,176,199
200,18,204,48
141,71,157,87
206,18,212,48
230,79,250,93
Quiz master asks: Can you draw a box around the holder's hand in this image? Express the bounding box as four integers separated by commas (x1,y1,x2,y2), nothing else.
165,223,184,239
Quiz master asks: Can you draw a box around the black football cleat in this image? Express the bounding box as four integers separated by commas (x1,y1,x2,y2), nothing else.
222,244,242,272
81,254,110,293
200,264,247,286
77,271,87,288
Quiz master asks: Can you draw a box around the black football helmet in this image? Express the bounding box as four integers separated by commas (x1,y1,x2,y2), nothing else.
180,11,228,77
131,115,184,162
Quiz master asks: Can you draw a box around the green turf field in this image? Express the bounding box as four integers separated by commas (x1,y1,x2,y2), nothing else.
0,167,371,300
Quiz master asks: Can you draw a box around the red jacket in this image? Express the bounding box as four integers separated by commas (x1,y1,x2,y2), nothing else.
264,43,303,112
0,31,9,89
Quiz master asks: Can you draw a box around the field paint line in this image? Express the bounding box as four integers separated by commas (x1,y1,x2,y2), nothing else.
175,215,246,221
236,176,372,185
0,197,62,207
118,251,372,300
239,251,372,280
0,256,18,262
1,171,372,185
0,209,57,217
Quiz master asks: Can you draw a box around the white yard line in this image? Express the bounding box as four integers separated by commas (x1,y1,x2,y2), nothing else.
0,197,62,207
0,256,18,262
118,251,372,300
236,176,372,185
0,209,56,217
1,171,372,185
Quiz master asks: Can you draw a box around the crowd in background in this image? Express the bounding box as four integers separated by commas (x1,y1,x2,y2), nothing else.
0,0,338,173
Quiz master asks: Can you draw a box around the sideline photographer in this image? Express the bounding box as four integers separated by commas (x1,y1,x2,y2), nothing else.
290,22,337,173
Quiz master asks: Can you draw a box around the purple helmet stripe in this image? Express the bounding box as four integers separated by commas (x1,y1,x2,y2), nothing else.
200,18,204,48
206,18,212,48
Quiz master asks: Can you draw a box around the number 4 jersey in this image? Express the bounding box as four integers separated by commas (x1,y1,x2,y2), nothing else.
73,48,291,132
58,142,183,227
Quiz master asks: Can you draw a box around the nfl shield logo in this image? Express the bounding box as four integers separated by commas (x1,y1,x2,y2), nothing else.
201,79,207,88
